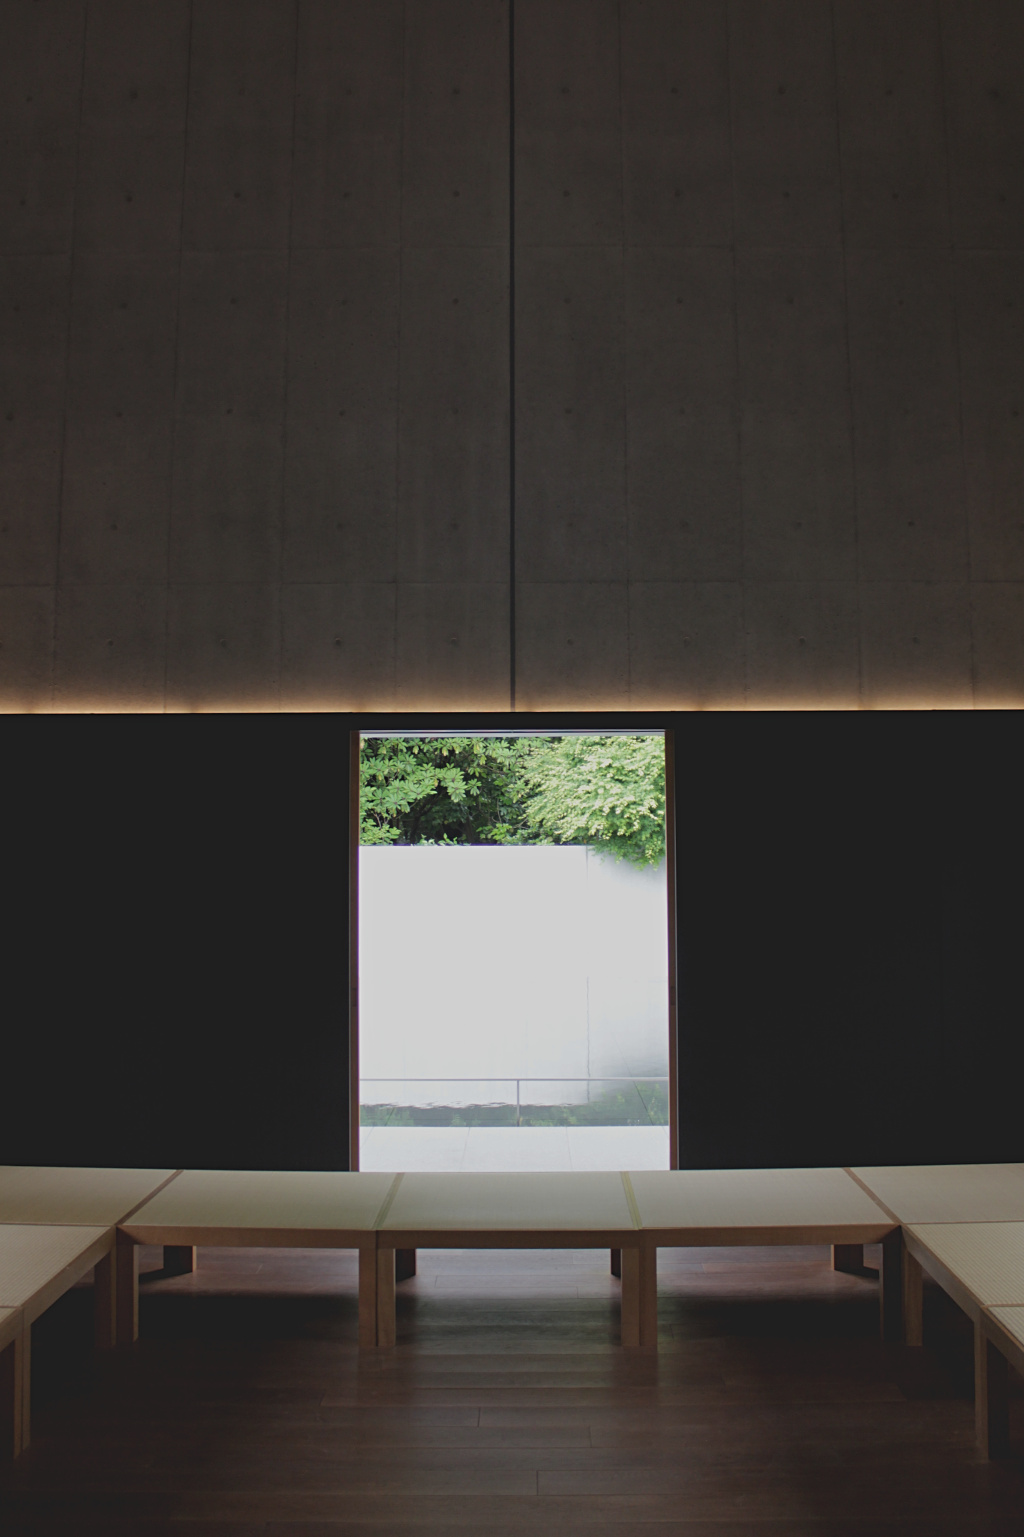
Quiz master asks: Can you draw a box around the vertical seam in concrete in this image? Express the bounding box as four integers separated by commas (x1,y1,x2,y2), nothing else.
724,2,747,708
616,0,632,706
935,0,977,707
277,0,301,713
163,0,196,714
394,1,409,704
509,0,517,712
51,0,90,708
829,1,864,710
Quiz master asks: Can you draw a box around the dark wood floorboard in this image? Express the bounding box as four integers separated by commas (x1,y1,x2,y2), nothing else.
1,1243,1021,1532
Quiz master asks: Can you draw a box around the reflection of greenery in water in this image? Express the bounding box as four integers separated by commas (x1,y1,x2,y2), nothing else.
360,1081,668,1129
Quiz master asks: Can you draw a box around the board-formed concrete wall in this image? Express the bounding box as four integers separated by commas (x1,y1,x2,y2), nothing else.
1,1,1022,711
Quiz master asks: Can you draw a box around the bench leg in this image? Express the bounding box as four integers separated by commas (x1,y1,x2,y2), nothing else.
94,1249,116,1351
376,1248,396,1349
0,1331,23,1460
902,1247,924,1347
358,1246,378,1350
880,1229,903,1343
610,1248,621,1279
19,1324,31,1451
395,1248,416,1283
976,1325,1010,1459
163,1246,196,1277
620,1245,657,1349
116,1231,140,1347
832,1243,864,1273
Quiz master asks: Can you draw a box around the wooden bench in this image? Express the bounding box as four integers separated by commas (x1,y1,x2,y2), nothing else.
981,1304,1024,1459
118,1169,395,1348
900,1221,1024,1458
629,1167,898,1340
0,1304,24,1459
0,1165,181,1456
853,1163,1024,1345
0,1224,116,1453
373,1171,648,1347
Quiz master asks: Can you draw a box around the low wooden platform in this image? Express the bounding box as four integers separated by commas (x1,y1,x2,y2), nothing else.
629,1167,897,1340
119,1169,395,1348
375,1171,648,1347
904,1221,1024,1456
0,1224,115,1451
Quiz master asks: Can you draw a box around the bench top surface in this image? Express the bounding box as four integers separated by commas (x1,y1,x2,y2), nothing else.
0,1224,111,1309
0,1166,176,1226
379,1171,636,1233
851,1164,1024,1223
907,1222,1024,1306
988,1305,1024,1354
123,1169,395,1234
628,1167,892,1233
0,1305,19,1350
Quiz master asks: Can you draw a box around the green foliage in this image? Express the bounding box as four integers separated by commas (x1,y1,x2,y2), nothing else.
359,732,666,868
358,1080,668,1129
516,735,666,869
359,736,525,846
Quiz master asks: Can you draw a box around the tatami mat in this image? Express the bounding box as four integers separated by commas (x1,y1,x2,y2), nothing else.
630,1167,892,1233
0,1225,111,1310
851,1164,1024,1223
908,1222,1024,1305
123,1169,394,1233
380,1171,637,1232
0,1166,176,1226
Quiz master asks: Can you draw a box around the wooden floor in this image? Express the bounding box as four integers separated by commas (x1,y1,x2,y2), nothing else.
1,1242,1022,1534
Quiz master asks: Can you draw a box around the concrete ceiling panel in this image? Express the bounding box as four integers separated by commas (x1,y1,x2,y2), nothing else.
402,0,509,248
394,581,509,710
859,581,973,708
0,0,83,256
515,246,626,582
515,580,629,709
66,254,179,419
736,249,856,582
0,420,62,587
941,0,1024,249
846,248,968,582
834,0,951,250
729,0,843,249
0,586,54,711
971,583,1024,708
54,581,167,711
166,582,281,711
59,414,172,584
515,0,622,247
743,580,860,708
283,247,399,583
955,253,1024,583
627,579,744,709
626,246,741,582
397,246,508,582
169,415,283,584
281,581,396,712
181,0,297,252
75,0,191,254
175,252,288,422
292,0,403,249
621,0,732,248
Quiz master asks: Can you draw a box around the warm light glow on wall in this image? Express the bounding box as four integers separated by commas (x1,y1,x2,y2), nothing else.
4,695,1021,715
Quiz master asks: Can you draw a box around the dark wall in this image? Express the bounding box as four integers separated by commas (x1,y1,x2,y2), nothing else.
3,712,1021,1171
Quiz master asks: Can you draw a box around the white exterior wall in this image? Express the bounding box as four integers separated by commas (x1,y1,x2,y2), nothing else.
358,844,668,1106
